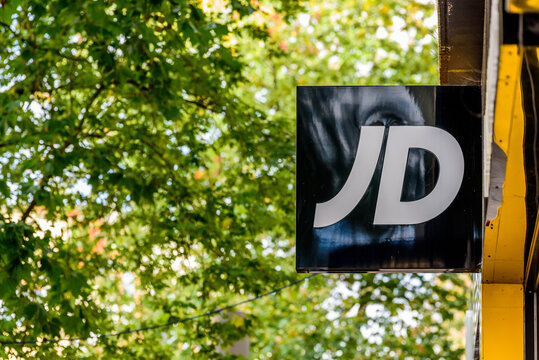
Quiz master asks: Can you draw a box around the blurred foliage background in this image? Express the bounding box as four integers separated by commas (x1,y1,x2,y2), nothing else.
0,0,470,358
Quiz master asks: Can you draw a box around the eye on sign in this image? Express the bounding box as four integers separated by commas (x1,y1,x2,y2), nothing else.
296,86,482,273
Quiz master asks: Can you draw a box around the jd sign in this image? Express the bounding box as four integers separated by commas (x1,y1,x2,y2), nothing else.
314,126,465,228
296,86,482,273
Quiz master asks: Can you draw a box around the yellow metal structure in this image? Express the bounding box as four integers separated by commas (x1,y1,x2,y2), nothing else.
507,0,539,13
483,45,527,285
482,284,524,359
482,45,527,358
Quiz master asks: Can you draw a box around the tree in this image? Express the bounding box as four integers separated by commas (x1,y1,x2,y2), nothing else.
0,0,469,359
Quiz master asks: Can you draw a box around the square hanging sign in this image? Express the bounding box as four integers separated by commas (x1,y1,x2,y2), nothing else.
296,86,482,272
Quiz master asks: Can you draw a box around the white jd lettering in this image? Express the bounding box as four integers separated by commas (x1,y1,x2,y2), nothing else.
313,126,465,228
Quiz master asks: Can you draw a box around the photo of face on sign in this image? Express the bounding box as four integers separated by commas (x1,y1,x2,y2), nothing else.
296,86,482,273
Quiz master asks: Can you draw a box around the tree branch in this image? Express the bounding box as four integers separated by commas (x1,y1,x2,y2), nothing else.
184,99,216,112
122,78,219,113
20,83,105,223
20,199,36,223
75,83,106,133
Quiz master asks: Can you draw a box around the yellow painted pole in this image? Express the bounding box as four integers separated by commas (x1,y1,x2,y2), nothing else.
482,45,526,359
482,284,524,359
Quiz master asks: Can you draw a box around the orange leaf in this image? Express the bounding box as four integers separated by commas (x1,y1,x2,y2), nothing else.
91,238,107,254
67,209,81,218
193,169,206,180
89,227,101,241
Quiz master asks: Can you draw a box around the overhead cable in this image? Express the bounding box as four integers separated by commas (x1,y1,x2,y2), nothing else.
0,274,319,346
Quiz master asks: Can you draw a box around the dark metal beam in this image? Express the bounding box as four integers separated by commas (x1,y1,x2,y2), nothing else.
437,0,486,85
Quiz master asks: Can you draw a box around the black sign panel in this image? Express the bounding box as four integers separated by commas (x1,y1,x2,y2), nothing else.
296,86,482,272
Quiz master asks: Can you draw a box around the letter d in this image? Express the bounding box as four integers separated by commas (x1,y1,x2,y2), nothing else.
373,126,464,225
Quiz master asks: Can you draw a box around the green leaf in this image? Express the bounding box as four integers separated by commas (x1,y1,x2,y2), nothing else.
23,303,38,320
0,180,10,198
